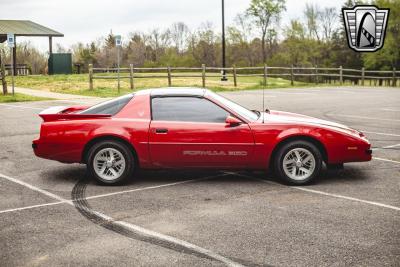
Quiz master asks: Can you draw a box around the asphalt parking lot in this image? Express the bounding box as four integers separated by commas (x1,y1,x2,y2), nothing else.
0,86,399,267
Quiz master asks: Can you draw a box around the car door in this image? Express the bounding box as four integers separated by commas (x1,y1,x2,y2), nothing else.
149,96,255,168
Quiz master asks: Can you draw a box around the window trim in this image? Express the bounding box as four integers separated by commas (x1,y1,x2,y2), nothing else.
150,96,244,124
204,92,256,123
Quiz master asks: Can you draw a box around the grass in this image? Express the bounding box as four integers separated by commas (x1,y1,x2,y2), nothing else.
8,73,394,98
6,73,313,98
0,93,52,103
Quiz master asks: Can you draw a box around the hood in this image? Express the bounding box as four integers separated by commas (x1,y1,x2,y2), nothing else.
259,110,361,136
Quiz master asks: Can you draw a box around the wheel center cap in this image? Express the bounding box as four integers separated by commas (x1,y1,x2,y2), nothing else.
106,161,113,168
296,161,302,168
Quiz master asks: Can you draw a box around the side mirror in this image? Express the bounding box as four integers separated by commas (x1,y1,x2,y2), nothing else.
225,115,242,127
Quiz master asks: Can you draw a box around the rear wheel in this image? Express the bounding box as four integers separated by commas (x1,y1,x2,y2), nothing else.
274,140,322,185
87,140,136,185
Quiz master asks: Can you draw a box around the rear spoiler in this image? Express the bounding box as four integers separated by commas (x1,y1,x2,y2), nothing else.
39,106,111,122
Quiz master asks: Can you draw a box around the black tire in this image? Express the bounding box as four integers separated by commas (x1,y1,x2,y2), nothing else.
274,140,322,185
87,140,136,185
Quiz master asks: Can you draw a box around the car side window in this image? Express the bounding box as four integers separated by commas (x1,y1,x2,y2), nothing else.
80,94,134,116
152,97,229,123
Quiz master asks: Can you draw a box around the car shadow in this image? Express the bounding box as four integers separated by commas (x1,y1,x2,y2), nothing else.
40,163,370,188
317,165,370,185
41,165,264,186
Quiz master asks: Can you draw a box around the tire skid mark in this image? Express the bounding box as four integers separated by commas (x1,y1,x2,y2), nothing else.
71,177,250,267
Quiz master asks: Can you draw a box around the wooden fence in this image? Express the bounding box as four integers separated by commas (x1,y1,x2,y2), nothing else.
88,64,399,90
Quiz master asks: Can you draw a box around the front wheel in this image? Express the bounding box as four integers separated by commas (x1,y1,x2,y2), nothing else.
274,140,322,185
87,140,136,185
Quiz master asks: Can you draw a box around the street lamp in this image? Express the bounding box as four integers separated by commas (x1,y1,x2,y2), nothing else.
221,0,228,81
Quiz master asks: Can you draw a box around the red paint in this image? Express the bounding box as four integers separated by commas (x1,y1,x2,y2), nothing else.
33,89,372,169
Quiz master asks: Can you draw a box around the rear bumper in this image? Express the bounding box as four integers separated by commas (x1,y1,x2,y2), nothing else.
32,139,82,163
32,142,38,150
32,139,41,157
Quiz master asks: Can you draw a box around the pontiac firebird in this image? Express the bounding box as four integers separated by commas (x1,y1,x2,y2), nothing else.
32,88,372,185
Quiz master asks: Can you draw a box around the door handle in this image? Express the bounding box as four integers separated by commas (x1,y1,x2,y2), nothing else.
155,128,168,134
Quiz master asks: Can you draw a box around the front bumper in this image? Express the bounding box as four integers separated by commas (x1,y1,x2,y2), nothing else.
343,143,372,162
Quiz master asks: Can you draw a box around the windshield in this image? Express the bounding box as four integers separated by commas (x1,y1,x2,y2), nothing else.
80,94,134,116
208,91,259,122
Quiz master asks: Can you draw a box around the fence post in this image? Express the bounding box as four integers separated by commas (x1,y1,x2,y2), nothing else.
361,67,365,86
232,65,237,87
0,49,7,95
89,64,93,90
167,66,172,87
290,65,294,86
339,66,343,85
263,64,268,87
202,64,206,88
393,67,397,87
129,64,134,90
315,65,318,84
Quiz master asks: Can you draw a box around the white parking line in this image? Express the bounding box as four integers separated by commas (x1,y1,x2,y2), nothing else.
0,173,70,203
363,131,400,137
0,173,226,214
228,172,400,212
374,157,400,164
0,201,64,214
115,220,243,267
327,113,400,122
0,174,227,214
85,176,225,201
372,143,400,151
0,172,241,266
381,108,400,112
291,186,400,211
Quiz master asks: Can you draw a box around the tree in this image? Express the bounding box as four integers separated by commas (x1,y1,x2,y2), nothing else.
319,7,337,41
126,33,147,67
275,20,309,66
105,31,116,49
304,3,321,41
193,22,218,66
227,14,255,66
329,0,364,69
246,0,286,63
0,48,7,94
363,0,400,70
170,22,190,54
72,42,97,69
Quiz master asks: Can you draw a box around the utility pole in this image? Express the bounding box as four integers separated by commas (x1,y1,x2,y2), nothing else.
221,0,228,81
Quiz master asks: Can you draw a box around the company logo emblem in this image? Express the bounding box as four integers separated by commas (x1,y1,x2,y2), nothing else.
342,5,389,52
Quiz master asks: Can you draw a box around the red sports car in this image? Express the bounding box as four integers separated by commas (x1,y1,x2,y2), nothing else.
33,88,372,185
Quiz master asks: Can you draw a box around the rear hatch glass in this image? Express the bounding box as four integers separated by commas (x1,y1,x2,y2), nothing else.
80,94,134,116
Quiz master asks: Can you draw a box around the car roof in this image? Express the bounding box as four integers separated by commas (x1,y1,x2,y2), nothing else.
147,87,207,97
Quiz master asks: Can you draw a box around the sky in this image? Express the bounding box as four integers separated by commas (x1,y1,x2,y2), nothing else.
1,0,344,52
